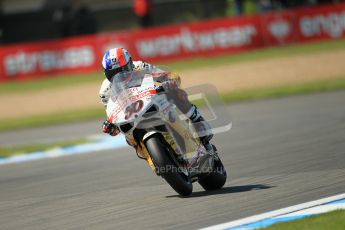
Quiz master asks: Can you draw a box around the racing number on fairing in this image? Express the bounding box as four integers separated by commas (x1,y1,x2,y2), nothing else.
125,100,144,120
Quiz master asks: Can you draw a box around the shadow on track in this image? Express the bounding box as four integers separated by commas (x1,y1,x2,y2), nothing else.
166,184,273,198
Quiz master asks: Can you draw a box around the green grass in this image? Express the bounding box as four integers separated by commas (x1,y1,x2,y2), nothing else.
264,210,345,230
0,107,105,132
0,77,344,133
0,72,100,95
1,39,345,94
166,39,345,71
0,138,92,158
222,78,345,103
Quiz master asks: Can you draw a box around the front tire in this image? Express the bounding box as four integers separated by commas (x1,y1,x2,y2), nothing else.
198,157,227,191
145,134,193,196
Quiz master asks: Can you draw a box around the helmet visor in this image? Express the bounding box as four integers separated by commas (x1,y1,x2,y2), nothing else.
104,63,132,81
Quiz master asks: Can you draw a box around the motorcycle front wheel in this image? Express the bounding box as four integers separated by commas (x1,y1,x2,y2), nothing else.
145,133,193,197
198,157,227,191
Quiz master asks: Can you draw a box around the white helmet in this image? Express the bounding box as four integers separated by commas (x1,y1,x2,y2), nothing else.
102,48,134,81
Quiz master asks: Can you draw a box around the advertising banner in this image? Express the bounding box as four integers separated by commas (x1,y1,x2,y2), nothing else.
0,36,99,81
129,16,261,62
296,4,345,42
1,3,345,82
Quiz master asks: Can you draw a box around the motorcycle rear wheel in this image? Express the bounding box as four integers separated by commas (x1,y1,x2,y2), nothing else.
145,134,193,197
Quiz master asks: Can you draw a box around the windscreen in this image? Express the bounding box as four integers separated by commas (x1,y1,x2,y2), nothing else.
110,67,171,97
111,71,146,97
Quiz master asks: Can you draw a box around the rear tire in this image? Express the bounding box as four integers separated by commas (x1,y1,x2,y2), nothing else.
145,134,193,196
198,157,227,191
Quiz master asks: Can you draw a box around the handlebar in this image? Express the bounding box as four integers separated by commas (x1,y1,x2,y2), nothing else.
155,85,166,94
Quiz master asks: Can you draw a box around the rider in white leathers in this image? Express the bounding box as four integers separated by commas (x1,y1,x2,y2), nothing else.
99,48,213,148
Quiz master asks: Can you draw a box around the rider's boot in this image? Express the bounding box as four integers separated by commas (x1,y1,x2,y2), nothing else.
185,104,214,151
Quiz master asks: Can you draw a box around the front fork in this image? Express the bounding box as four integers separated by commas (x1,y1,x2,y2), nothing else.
142,131,160,172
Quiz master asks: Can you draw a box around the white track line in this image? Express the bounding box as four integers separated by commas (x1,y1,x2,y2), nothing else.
200,193,345,230
280,202,345,217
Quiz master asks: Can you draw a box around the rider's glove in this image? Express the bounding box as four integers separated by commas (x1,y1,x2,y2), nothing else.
161,79,178,91
102,120,120,136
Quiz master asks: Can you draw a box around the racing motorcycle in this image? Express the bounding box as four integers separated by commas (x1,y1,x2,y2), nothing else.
106,68,227,196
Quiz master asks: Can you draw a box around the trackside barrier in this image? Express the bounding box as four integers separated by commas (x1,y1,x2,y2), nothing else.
1,3,345,82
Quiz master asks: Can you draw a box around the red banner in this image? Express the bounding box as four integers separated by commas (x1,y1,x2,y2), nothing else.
129,16,262,62
1,3,345,82
0,36,99,81
296,4,345,42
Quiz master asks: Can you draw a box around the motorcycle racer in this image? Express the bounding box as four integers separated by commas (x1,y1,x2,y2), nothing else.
99,48,213,149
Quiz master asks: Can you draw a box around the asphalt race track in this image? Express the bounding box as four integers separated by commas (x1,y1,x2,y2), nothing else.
1,91,345,230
